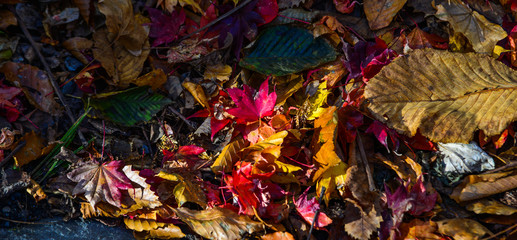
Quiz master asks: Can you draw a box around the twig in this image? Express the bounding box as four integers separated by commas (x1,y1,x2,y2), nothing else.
0,216,59,225
0,141,26,168
357,132,376,191
483,161,517,174
481,222,517,240
11,5,88,146
167,106,198,130
307,186,326,240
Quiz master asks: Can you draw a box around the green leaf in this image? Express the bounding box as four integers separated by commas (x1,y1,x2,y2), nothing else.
239,25,337,76
88,87,171,126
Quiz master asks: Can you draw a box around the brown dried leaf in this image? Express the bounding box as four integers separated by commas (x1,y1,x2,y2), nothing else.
62,37,93,64
72,0,93,24
436,218,492,240
80,202,121,218
173,179,207,208
365,49,517,143
93,0,149,87
0,128,15,150
211,137,248,173
450,171,517,202
204,64,232,82
364,0,407,30
172,207,264,240
13,131,53,167
182,81,209,109
466,199,517,215
436,0,507,53
399,219,441,240
0,10,16,30
0,62,62,115
343,200,381,240
26,179,46,202
132,69,167,90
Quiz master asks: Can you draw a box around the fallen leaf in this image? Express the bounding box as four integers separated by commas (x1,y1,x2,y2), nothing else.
147,7,186,47
0,9,17,29
204,64,232,82
173,179,207,208
72,0,93,24
436,218,493,240
183,81,209,109
156,0,203,13
407,26,449,50
26,179,47,202
134,224,186,239
0,62,62,115
262,231,295,240
93,0,150,87
436,0,507,53
88,87,172,126
13,131,53,167
364,0,407,30
399,219,442,240
62,37,93,64
343,200,381,240
295,188,333,228
306,81,331,120
172,207,265,240
67,160,133,208
226,79,277,123
124,217,166,232
466,199,517,215
80,202,121,218
240,25,337,76
451,171,517,202
365,48,517,143
211,137,248,173
132,69,167,90
334,0,356,14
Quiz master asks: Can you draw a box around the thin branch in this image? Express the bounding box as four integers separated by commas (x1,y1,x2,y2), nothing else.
0,141,26,168
11,5,88,146
167,106,198,130
357,132,376,191
307,186,326,240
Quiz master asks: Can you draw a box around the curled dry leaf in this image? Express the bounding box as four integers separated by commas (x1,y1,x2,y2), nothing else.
0,128,15,150
0,62,62,115
133,224,186,239
67,160,133,208
0,9,17,30
204,64,232,82
211,137,248,174
183,81,209,109
399,219,441,240
451,171,517,202
132,68,167,90
62,37,93,64
466,199,517,215
363,0,407,30
343,200,382,240
172,207,264,240
435,0,507,53
124,217,166,232
365,49,517,143
436,218,493,240
262,231,295,240
93,0,150,87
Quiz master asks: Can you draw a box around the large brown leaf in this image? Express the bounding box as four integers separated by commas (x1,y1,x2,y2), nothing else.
435,0,507,53
365,49,517,143
364,0,407,30
93,0,149,87
450,171,517,202
343,200,381,240
211,137,248,173
172,207,264,240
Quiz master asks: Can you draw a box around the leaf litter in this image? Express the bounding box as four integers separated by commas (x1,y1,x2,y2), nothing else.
2,0,517,239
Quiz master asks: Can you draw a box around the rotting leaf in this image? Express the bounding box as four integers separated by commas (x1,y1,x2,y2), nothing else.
172,207,264,240
88,86,172,126
365,49,517,143
435,0,507,53
363,0,407,30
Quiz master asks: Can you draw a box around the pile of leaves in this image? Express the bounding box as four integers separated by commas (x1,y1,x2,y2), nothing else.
2,0,517,239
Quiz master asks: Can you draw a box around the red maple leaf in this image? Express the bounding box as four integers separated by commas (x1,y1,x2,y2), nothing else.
226,79,277,123
147,7,186,47
295,187,333,228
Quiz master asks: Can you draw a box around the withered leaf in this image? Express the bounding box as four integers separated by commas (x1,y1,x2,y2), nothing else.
211,137,248,174
365,49,517,143
13,131,54,167
435,0,507,53
343,200,381,240
451,171,517,202
172,207,264,240
0,62,62,115
466,199,517,215
124,217,166,232
133,224,186,239
364,0,407,30
436,218,493,240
